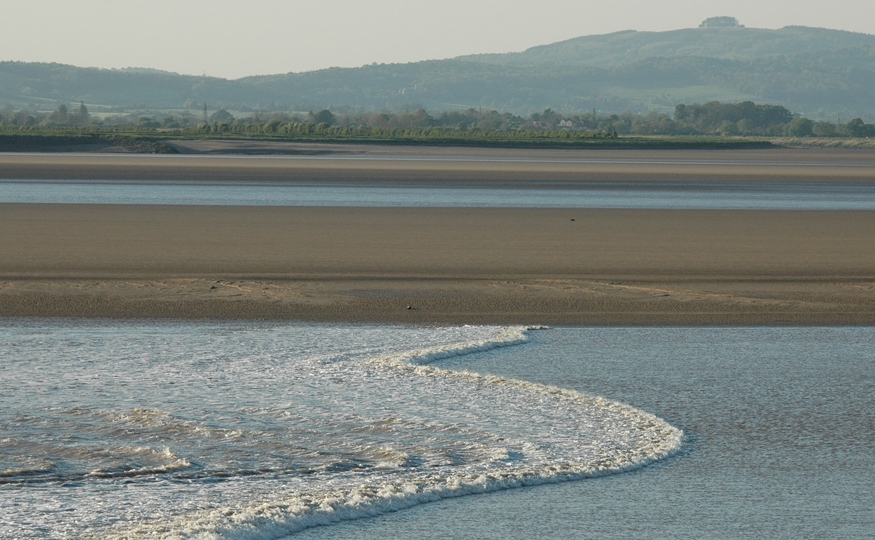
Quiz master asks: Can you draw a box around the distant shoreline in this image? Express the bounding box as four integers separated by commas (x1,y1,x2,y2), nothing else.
0,130,778,155
2,146,874,185
4,132,873,156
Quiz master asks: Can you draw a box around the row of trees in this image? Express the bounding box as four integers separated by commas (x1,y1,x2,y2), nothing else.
0,103,205,129
3,101,874,138
188,104,875,138
1,102,93,127
188,116,614,141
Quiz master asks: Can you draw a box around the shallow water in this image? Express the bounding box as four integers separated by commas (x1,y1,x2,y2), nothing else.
300,327,875,539
3,180,875,209
3,324,873,538
0,322,681,539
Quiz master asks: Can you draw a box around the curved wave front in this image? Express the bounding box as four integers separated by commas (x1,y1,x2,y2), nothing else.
102,326,683,539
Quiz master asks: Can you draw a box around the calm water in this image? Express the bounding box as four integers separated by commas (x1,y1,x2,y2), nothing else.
3,180,875,209
2,323,872,539
304,327,875,540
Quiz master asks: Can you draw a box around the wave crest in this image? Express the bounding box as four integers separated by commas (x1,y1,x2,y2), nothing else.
103,326,682,539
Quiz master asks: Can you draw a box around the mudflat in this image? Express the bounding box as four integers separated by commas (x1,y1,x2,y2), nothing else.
2,203,874,324
2,145,875,185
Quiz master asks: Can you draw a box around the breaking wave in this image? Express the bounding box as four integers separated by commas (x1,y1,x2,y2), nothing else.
91,325,683,539
1,322,682,539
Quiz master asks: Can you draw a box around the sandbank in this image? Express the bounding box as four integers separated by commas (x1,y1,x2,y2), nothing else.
2,145,875,186
2,204,874,325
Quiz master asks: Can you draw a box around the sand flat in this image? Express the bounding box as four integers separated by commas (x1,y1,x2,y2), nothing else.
2,203,874,324
3,205,875,278
3,146,874,324
2,146,875,184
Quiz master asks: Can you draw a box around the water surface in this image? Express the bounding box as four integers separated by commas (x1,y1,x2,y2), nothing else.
0,322,679,538
3,180,875,209
301,327,875,539
3,323,872,538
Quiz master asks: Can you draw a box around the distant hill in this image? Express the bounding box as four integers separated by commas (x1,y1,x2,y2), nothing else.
459,26,875,67
2,25,874,119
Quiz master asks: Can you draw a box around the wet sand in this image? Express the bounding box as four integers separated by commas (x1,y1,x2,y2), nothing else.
2,145,875,186
2,203,874,324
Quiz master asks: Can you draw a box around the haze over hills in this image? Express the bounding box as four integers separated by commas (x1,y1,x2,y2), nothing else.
2,23,875,120
460,26,875,66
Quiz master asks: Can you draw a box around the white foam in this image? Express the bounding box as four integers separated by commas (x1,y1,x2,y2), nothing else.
369,325,531,368
86,447,192,479
95,325,682,540
0,463,55,478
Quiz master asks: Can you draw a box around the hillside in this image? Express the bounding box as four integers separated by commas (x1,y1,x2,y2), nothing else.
460,26,875,66
2,25,875,119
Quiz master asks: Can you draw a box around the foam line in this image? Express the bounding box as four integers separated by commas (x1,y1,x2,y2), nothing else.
102,326,683,539
369,325,533,368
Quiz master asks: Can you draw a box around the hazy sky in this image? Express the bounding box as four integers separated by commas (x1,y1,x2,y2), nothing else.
4,0,874,79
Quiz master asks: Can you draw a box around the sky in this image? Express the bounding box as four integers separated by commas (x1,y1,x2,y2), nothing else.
3,0,874,79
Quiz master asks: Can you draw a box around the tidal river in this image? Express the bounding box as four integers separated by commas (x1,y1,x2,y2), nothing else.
2,322,872,538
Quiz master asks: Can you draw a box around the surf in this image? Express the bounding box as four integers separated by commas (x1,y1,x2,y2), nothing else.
0,321,682,539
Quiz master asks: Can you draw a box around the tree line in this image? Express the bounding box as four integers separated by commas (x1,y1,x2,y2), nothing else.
2,101,874,138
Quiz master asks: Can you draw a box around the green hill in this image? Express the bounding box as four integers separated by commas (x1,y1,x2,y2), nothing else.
2,25,874,120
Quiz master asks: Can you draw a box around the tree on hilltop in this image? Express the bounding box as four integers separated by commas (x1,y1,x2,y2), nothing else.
699,17,743,28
